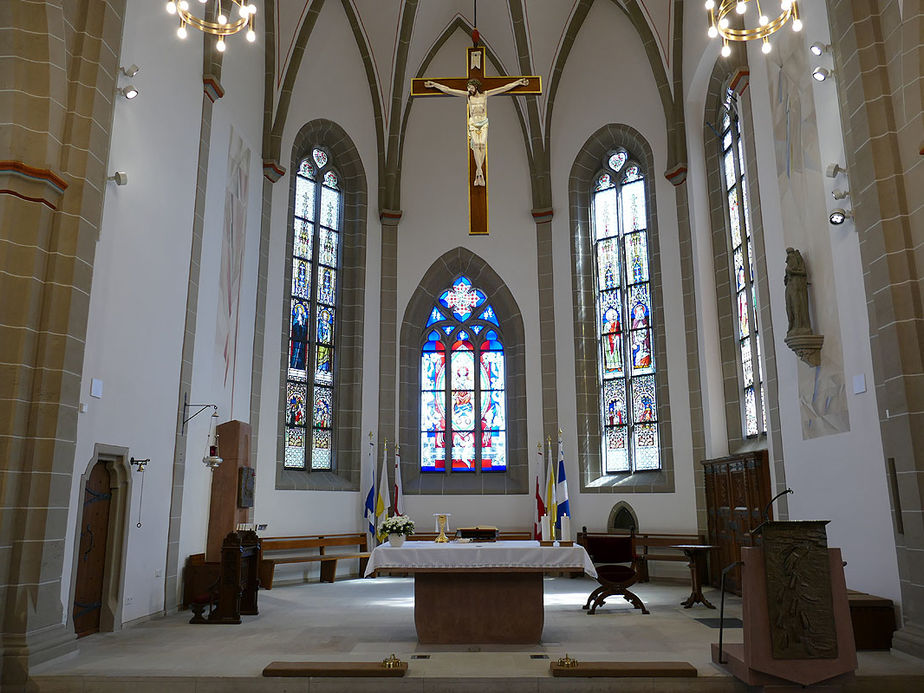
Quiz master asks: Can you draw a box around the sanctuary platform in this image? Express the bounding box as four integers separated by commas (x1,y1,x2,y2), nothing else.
29,577,924,692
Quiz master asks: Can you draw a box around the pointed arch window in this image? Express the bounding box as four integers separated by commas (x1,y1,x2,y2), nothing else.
591,150,660,473
284,148,342,469
719,91,766,436
419,276,507,473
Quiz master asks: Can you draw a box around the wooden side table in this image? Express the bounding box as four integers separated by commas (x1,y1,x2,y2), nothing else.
672,544,715,609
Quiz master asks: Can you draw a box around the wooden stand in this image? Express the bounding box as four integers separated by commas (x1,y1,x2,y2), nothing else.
206,420,251,562
550,661,696,677
263,661,407,677
190,530,260,624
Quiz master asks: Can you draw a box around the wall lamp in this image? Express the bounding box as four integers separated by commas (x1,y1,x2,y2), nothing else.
832,189,849,200
120,64,141,78
117,85,139,100
812,66,833,82
809,42,831,56
829,208,854,225
825,163,847,178
107,171,128,186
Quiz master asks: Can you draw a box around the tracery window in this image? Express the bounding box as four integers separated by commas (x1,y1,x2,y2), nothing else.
591,150,660,473
284,148,342,469
419,276,507,473
718,91,766,436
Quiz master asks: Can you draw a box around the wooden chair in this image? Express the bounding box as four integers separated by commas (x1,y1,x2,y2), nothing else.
577,529,649,615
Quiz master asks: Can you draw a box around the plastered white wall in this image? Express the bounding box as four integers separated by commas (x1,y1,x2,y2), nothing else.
67,0,267,622
176,1,267,589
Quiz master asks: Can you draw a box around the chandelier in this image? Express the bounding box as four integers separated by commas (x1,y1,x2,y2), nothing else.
166,1,257,52
705,1,802,56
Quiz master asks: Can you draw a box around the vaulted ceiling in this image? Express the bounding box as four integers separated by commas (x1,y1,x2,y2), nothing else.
264,1,683,210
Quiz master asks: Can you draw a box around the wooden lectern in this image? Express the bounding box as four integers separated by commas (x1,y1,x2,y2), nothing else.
712,521,857,687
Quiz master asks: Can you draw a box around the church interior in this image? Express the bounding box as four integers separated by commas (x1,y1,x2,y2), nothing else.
2,0,923,690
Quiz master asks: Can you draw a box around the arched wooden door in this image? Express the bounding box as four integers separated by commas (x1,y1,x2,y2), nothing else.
73,460,111,637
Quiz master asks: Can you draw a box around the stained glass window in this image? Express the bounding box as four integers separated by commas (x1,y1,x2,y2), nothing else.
420,276,507,473
284,147,342,469
719,91,766,436
591,149,660,473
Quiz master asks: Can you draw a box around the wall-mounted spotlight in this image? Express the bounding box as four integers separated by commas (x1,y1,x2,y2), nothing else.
832,189,849,200
107,171,128,186
809,42,831,56
825,163,847,178
829,208,854,225
119,64,141,78
812,66,833,82
117,85,139,99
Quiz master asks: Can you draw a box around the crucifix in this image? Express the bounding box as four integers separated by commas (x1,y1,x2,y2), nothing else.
411,35,541,235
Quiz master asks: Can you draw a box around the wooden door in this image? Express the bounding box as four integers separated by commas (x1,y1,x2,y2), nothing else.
703,451,771,594
73,461,111,637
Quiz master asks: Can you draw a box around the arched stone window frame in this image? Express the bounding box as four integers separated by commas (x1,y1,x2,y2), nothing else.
275,120,367,491
703,66,782,454
570,124,674,493
398,248,528,495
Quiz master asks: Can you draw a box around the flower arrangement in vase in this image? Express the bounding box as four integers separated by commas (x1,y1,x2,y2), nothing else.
380,515,415,547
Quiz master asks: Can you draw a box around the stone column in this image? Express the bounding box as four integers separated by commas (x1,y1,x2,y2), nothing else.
825,0,924,658
0,1,126,686
377,210,402,484
163,75,225,613
532,207,559,440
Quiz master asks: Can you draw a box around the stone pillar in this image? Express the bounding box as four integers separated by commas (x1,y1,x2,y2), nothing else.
825,0,924,657
377,210,402,484
0,1,126,686
163,75,225,613
532,207,559,440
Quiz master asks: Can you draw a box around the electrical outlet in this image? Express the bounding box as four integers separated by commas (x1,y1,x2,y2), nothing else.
124,596,134,605
154,569,163,578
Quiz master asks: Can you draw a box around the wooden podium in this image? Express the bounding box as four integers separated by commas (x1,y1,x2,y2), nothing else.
206,420,251,562
712,521,857,687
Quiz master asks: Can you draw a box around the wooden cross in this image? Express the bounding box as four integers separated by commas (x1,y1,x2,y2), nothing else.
412,45,541,235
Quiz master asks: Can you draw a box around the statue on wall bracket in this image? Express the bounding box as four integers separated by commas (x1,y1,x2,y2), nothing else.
783,247,824,367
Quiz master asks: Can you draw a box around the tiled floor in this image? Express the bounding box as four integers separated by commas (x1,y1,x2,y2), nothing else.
29,577,924,692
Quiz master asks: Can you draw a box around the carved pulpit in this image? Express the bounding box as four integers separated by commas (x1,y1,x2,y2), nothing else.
712,521,857,687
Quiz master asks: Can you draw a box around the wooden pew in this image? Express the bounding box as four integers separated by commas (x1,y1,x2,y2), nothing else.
259,533,370,589
605,530,706,582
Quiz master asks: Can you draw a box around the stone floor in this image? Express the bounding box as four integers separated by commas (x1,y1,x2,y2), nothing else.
29,577,924,692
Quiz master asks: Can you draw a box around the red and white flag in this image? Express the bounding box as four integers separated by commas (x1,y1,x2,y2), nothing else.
534,444,546,539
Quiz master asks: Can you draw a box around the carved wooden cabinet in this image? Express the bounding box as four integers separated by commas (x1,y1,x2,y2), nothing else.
702,450,772,593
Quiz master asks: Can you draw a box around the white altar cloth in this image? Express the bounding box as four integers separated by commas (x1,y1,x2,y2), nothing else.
364,539,597,578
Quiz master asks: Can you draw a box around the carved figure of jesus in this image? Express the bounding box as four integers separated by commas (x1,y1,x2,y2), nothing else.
423,77,529,186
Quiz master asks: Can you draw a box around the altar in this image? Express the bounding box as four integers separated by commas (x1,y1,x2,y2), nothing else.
364,540,596,644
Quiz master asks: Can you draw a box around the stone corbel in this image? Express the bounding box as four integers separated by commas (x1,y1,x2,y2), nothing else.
784,333,825,367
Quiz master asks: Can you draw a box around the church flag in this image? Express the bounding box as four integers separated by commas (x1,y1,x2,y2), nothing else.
363,436,376,538
544,437,557,533
534,443,545,540
556,434,570,530
375,441,391,539
393,444,405,515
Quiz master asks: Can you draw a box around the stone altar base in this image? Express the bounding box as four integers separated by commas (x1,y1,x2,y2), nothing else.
712,546,856,689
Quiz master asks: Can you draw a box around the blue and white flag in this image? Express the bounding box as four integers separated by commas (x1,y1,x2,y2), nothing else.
363,436,377,537
555,434,570,530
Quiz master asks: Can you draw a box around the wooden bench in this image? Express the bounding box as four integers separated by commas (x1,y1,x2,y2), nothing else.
259,533,370,589
607,530,706,582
